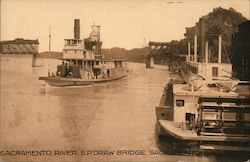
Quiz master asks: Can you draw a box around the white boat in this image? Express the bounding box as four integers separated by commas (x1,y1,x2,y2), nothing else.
156,34,250,152
39,20,128,87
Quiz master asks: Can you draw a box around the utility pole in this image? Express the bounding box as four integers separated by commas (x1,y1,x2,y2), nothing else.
49,27,51,51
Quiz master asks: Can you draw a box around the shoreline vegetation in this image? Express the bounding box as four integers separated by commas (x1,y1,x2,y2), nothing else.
37,47,150,64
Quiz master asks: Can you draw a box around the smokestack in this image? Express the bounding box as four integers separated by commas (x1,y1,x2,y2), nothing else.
194,35,197,62
218,34,222,63
205,41,208,63
200,17,205,62
74,19,80,39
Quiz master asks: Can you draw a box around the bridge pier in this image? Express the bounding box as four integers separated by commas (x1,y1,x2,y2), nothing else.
146,56,154,68
147,41,171,68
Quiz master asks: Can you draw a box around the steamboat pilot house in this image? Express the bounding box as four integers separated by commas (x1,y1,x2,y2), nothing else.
58,25,104,80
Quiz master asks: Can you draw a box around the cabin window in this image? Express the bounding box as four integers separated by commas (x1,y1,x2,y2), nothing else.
185,113,195,130
72,40,77,44
176,100,184,107
115,61,122,68
107,70,110,77
65,50,67,53
75,50,77,53
212,67,218,77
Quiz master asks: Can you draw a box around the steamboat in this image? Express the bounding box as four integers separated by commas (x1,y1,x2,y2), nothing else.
39,19,128,87
156,33,250,152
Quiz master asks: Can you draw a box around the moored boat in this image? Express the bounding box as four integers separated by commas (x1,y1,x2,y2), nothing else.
39,19,128,87
156,33,250,152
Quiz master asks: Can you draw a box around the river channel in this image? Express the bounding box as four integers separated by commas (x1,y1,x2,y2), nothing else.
0,55,249,162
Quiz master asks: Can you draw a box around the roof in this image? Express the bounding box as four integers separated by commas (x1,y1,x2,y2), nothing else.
110,58,127,61
64,39,82,41
60,58,84,60
0,38,39,44
60,58,103,61
60,58,126,62
187,61,231,66
173,84,239,98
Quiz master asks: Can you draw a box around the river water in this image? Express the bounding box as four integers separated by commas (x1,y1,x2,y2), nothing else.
0,55,249,162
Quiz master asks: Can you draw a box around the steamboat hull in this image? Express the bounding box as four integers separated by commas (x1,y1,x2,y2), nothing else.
156,82,250,152
39,77,94,87
39,74,128,87
157,120,250,152
157,120,250,142
94,74,127,83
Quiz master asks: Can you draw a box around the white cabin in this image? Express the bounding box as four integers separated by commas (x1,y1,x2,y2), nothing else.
173,34,241,125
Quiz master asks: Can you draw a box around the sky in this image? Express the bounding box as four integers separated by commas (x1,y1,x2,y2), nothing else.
1,0,249,52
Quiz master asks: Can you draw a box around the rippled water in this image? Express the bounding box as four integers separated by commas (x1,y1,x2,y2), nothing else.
0,55,249,162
